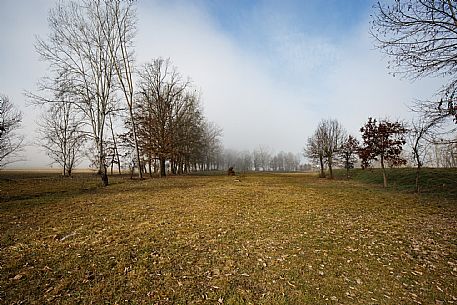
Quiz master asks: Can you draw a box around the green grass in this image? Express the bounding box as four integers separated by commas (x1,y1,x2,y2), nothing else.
0,171,456,304
334,167,457,198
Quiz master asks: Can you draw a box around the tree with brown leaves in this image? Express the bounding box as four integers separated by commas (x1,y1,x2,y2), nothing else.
359,118,407,187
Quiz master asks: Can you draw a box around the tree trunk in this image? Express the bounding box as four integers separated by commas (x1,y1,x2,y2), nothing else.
109,114,121,175
131,116,143,179
99,137,108,186
328,156,333,179
415,150,422,193
319,155,325,178
153,159,158,174
160,157,166,177
415,166,421,193
381,155,387,188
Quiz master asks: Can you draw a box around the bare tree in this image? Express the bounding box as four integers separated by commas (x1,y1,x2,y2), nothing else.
198,121,223,171
136,58,190,177
253,146,271,171
338,135,359,179
270,151,300,172
371,0,457,122
305,128,326,178
170,91,205,174
320,119,346,179
306,119,346,179
133,59,220,176
38,102,86,176
0,94,23,168
33,0,122,186
99,0,143,178
238,150,253,172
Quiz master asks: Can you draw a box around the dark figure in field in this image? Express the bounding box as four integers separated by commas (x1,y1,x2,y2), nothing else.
227,167,235,176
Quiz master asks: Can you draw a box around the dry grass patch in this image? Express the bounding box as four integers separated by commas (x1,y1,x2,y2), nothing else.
0,172,456,304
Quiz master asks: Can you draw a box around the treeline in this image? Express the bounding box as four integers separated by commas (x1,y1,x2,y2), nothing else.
305,117,457,192
26,0,222,185
220,148,302,172
305,118,406,186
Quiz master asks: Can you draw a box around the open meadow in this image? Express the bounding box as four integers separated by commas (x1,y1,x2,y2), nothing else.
0,170,456,304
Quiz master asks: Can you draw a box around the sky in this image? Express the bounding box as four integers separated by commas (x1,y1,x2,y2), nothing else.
0,0,448,168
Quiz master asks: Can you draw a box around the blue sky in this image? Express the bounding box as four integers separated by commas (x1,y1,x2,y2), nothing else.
0,0,446,167
207,0,372,38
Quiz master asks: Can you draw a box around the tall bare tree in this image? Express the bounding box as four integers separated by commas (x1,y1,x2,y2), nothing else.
99,0,142,178
371,0,457,122
0,94,23,168
136,58,190,177
33,0,121,185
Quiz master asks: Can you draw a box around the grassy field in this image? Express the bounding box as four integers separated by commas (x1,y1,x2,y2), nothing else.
0,170,456,304
336,167,457,198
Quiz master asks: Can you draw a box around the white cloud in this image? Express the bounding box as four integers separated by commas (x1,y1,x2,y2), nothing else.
324,24,446,137
136,1,317,153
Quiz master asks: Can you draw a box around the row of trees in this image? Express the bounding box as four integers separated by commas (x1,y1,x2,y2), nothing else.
305,118,408,188
28,0,222,185
222,148,302,172
305,115,457,192
123,58,222,177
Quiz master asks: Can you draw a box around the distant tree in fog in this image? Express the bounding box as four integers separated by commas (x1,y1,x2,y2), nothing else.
253,146,271,171
270,151,300,172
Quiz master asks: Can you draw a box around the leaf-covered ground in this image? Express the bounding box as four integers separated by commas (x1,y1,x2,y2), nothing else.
0,172,456,304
